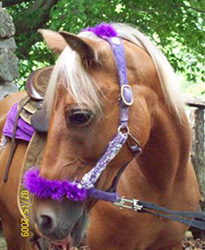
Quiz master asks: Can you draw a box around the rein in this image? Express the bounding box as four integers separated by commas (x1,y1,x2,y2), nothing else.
24,23,205,231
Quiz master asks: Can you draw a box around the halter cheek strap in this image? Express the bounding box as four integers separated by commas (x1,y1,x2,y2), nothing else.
80,35,138,191
106,37,133,128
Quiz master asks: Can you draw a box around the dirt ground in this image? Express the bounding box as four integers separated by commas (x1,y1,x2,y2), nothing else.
0,229,204,249
182,231,205,249
0,231,6,250
182,238,205,249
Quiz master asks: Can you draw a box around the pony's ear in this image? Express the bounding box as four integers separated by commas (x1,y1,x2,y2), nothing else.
38,29,67,55
59,31,96,65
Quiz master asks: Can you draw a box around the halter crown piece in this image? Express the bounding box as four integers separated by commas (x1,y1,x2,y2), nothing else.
23,23,140,202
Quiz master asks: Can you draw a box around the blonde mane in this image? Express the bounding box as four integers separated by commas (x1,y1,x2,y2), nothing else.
44,46,101,116
44,23,184,119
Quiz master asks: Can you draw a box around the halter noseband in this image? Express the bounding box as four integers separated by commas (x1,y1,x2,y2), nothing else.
23,23,141,203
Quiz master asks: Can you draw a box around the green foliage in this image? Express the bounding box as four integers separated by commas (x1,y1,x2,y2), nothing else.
6,0,205,96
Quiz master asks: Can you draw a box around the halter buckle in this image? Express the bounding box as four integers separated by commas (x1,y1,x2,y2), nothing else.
121,85,134,106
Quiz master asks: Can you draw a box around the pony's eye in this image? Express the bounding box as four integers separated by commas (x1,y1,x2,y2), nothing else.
69,110,93,125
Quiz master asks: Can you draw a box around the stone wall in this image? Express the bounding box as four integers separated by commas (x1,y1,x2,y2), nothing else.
0,1,18,99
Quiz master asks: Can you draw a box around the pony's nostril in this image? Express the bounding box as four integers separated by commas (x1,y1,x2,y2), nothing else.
39,215,53,231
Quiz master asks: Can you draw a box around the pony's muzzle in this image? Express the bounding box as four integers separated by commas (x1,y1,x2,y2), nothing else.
37,209,70,241
33,198,88,246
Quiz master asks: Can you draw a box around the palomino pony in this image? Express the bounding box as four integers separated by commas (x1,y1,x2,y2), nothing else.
0,23,201,250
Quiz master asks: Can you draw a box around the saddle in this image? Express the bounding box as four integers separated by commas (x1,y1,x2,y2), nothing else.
4,66,53,182
26,66,53,100
20,66,53,125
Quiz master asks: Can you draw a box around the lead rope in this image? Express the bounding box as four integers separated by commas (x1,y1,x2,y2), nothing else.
113,197,205,230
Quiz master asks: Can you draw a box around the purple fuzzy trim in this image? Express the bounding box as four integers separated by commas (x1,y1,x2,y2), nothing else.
83,22,117,38
23,168,87,201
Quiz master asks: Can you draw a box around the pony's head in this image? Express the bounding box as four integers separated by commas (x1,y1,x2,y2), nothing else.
26,23,184,247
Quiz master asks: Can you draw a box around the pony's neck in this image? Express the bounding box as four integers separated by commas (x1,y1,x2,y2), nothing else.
137,103,191,190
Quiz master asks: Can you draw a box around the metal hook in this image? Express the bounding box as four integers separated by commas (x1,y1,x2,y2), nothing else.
127,133,142,156
113,197,143,211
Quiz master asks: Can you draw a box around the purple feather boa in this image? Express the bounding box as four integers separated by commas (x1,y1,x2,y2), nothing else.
83,22,117,38
23,168,87,201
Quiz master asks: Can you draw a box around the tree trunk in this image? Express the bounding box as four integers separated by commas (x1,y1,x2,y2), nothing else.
190,107,205,208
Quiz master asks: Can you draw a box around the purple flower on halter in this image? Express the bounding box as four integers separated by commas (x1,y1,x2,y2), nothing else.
23,167,87,201
83,22,117,38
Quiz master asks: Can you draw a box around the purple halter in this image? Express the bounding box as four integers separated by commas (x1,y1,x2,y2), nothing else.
24,23,141,203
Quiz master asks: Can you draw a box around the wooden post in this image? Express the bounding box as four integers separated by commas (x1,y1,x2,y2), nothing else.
186,99,205,239
190,108,205,208
186,98,205,211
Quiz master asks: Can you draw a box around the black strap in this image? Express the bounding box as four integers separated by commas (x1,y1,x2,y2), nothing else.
107,160,132,193
139,200,205,231
107,136,142,193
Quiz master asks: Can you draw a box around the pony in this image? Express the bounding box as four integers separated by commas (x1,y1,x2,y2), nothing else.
0,23,200,250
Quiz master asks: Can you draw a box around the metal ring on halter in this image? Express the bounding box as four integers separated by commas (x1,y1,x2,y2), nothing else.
118,125,130,134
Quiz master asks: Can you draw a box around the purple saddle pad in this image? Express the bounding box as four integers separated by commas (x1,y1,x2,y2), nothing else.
3,103,35,142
